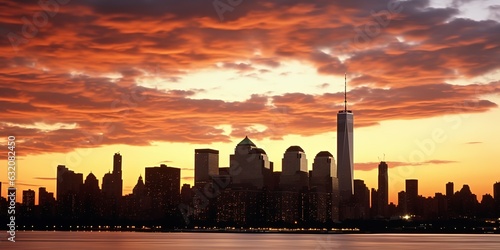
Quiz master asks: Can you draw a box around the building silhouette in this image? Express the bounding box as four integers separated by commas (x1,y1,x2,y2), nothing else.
229,136,273,189
56,165,83,219
194,149,219,188
22,189,35,208
39,187,56,218
353,180,370,219
280,146,309,191
446,182,454,197
377,161,389,217
113,153,123,198
495,182,500,217
337,74,354,201
310,151,339,222
145,164,181,220
405,179,418,215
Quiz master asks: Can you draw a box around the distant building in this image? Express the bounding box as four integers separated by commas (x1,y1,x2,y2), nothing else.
81,173,101,221
446,182,454,197
310,151,339,222
145,164,181,219
398,190,407,215
39,187,56,218
229,136,273,189
377,161,388,217
56,165,83,218
113,153,123,198
194,149,219,188
280,146,308,191
22,189,35,208
56,165,83,201
405,179,418,215
494,182,500,203
353,180,370,219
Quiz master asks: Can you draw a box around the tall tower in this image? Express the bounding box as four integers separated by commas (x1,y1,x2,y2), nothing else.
377,161,388,217
337,73,354,201
406,179,418,215
113,153,123,197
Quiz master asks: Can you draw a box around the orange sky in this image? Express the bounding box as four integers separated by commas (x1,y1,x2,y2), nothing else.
1,0,500,204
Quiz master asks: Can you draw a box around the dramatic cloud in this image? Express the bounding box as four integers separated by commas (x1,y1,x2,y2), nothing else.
0,0,499,155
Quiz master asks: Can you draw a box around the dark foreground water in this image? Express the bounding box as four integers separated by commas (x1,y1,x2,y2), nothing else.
2,231,500,249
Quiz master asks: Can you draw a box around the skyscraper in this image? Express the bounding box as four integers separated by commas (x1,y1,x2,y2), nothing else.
113,152,123,197
194,149,219,187
23,189,35,213
406,179,418,215
377,161,388,217
446,182,454,197
310,151,339,222
280,146,308,191
56,165,83,218
56,165,83,200
145,164,181,218
494,182,500,202
337,73,354,201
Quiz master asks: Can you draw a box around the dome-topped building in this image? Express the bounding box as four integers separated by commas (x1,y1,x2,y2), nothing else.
229,136,272,189
285,145,305,153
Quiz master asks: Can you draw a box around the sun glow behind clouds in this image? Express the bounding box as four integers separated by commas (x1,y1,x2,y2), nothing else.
136,60,347,102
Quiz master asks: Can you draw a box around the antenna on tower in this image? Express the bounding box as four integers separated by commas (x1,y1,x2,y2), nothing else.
383,153,386,161
344,72,347,111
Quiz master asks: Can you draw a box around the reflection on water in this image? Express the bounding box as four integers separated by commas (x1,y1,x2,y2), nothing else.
3,232,500,250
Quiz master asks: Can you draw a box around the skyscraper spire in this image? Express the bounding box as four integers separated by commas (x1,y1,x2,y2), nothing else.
344,72,347,111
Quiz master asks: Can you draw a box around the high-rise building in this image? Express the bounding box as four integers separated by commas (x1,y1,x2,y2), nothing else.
406,179,418,215
0,181,2,198
311,151,337,193
22,189,35,208
145,164,181,218
446,182,454,197
56,165,83,200
113,152,123,197
494,182,500,217
494,182,500,202
337,74,354,201
229,136,273,189
280,146,308,191
310,151,339,222
39,187,55,207
56,165,83,218
398,190,407,215
353,180,370,219
377,161,388,217
81,173,102,221
195,149,219,187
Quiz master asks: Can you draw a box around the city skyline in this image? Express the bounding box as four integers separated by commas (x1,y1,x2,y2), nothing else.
1,0,500,208
1,144,499,230
2,141,498,209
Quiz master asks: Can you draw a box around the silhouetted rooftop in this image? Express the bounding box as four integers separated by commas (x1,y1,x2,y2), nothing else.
237,136,256,146
315,151,333,158
286,145,304,153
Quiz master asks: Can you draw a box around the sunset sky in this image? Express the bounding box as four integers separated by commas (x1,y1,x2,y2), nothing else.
1,0,499,204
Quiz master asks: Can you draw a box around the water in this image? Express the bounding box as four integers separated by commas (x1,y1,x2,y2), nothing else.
2,231,500,249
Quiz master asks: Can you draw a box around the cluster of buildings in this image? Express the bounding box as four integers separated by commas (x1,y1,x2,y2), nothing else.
1,90,499,228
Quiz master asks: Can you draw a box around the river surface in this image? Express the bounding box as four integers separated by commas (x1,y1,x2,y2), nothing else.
2,231,500,249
